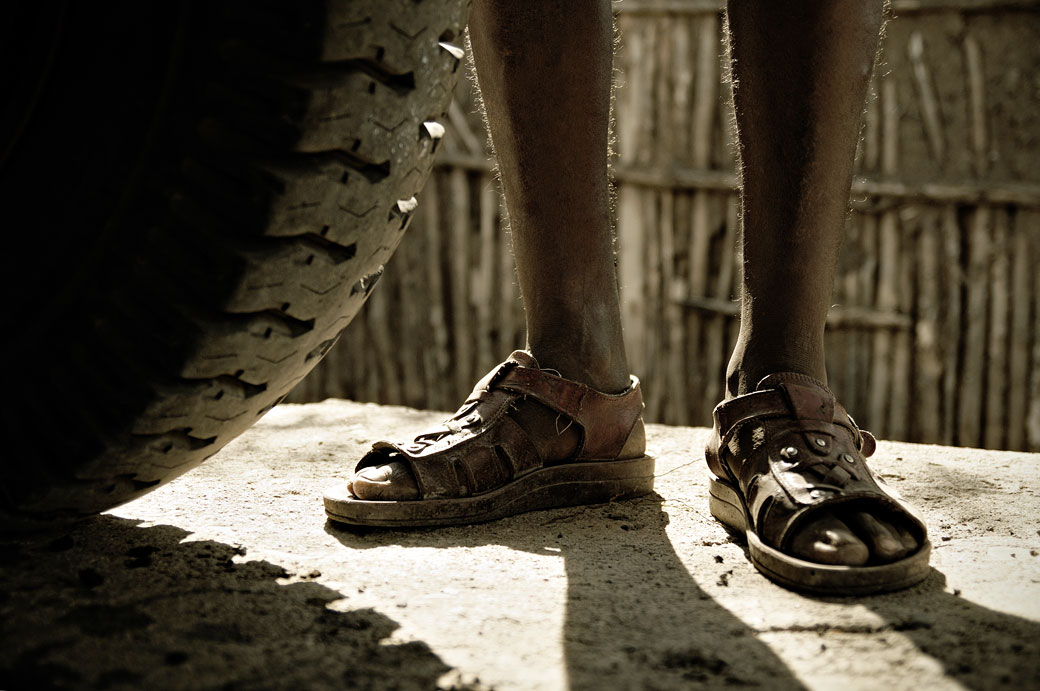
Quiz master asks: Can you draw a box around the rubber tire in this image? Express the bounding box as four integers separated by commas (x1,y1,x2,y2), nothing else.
0,0,470,529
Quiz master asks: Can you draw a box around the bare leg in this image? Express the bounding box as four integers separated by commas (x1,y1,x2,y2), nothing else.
351,0,628,499
468,0,628,394
724,0,918,564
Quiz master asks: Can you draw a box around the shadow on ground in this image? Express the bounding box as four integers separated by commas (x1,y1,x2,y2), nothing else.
328,493,1040,690
331,494,806,690
0,516,478,691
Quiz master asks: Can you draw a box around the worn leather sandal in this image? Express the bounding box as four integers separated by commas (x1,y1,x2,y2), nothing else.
324,350,654,527
705,372,931,595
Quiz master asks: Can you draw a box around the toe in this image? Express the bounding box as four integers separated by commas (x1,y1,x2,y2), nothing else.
349,461,419,501
788,515,870,566
846,511,917,563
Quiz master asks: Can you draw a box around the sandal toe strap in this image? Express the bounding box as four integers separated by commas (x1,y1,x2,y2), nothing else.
357,414,541,499
748,441,929,550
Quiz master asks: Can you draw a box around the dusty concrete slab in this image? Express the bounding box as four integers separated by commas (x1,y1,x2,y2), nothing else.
2,399,1039,690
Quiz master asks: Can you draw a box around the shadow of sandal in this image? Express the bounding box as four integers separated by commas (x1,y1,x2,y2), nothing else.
662,493,1040,688
0,515,480,690
327,493,809,690
859,570,1040,688
851,452,1040,687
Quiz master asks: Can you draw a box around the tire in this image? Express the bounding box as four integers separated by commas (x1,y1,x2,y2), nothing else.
0,0,470,528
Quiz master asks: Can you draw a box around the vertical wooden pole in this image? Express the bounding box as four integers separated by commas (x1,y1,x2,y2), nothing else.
397,209,425,407
618,18,654,376
449,169,472,399
660,15,693,424
868,77,899,435
914,208,943,442
1027,211,1040,451
959,206,991,448
646,191,664,421
368,258,403,405
361,312,380,404
908,31,945,167
1007,219,1032,450
889,214,914,440
984,209,1010,449
842,214,863,416
424,174,450,411
659,189,685,423
940,207,963,445
964,34,989,179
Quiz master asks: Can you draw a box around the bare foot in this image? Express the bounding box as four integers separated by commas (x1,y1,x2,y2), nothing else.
788,511,917,566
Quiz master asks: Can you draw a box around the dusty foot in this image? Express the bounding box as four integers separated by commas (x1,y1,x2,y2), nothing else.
349,398,582,501
787,510,918,566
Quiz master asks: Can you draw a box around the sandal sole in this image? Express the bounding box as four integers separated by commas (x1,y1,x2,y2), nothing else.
709,475,932,596
324,455,655,527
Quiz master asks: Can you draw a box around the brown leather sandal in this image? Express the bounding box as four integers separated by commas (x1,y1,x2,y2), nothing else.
705,372,931,595
324,350,654,527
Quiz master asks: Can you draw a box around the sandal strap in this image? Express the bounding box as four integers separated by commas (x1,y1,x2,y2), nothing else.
356,351,644,499
710,374,873,472
497,366,644,460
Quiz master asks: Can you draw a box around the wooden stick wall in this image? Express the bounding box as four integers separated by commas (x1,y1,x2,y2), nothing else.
287,2,1040,451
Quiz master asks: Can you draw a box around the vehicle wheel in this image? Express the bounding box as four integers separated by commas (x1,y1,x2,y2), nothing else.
0,0,470,528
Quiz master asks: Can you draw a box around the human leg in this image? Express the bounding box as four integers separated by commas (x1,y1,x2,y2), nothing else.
715,0,928,584
334,0,647,514
469,0,628,395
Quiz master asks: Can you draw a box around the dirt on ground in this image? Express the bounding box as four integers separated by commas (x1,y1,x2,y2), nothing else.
1,399,1038,690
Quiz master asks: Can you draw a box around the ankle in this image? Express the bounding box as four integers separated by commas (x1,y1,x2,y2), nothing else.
725,346,827,399
525,303,631,394
528,347,630,394
527,335,630,394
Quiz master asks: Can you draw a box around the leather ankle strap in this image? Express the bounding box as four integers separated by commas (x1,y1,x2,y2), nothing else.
498,366,644,460
713,383,856,451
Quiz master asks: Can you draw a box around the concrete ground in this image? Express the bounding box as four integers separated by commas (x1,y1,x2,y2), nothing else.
2,399,1038,690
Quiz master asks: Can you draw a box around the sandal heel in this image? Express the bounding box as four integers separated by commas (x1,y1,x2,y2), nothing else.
708,476,747,532
522,455,656,511
521,470,655,514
